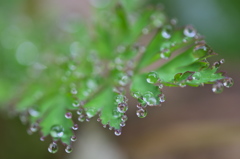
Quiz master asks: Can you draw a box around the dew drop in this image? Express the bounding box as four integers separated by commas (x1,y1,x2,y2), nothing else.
121,115,128,122
28,108,39,117
29,123,39,133
184,25,197,37
72,124,78,130
65,112,72,119
65,145,73,153
109,126,113,130
78,115,86,122
223,77,234,88
71,135,77,142
159,94,166,103
212,82,224,94
72,100,80,107
76,108,83,115
143,91,157,106
50,125,64,138
97,118,101,122
161,25,172,39
114,129,122,136
220,59,225,64
117,103,128,113
48,142,58,154
120,122,126,127
71,88,78,95
40,136,45,141
160,49,171,59
119,75,130,86
115,95,127,104
146,72,159,84
213,61,221,68
136,108,147,118
133,91,141,99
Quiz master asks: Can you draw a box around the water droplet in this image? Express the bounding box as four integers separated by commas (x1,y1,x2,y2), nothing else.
29,123,39,132
103,124,107,128
78,115,86,122
97,118,101,122
115,95,127,104
142,28,149,34
158,83,163,89
117,45,126,53
65,145,73,153
71,88,78,95
109,126,113,130
213,61,221,68
179,83,186,88
143,92,157,106
114,129,122,136
76,108,83,115
121,115,128,122
71,135,77,142
40,136,45,141
120,122,126,127
212,82,224,93
86,117,90,122
160,49,171,59
72,100,80,107
65,112,72,119
117,103,128,113
136,108,148,118
184,25,197,37
223,77,234,88
146,72,159,84
133,91,141,99
170,18,178,25
220,59,225,64
50,125,64,138
28,108,39,117
48,142,58,153
72,124,78,130
161,25,172,39
159,94,166,103
119,75,130,86
136,103,147,109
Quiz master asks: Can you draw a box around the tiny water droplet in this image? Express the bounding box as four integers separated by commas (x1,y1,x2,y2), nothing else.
72,100,80,107
71,88,78,95
109,126,113,130
223,77,234,88
120,122,126,127
184,25,197,37
65,112,72,119
146,72,159,84
114,129,122,136
29,123,39,133
28,108,39,117
212,82,224,93
142,28,149,34
136,108,147,118
115,95,127,104
78,115,86,122
179,83,186,88
48,142,58,153
76,108,83,115
72,124,78,130
117,103,128,113
40,136,45,141
65,145,73,153
136,103,147,108
119,75,130,86
213,61,221,68
220,59,225,64
133,91,141,99
121,115,128,122
103,124,107,128
160,48,171,59
71,135,77,142
159,94,166,103
97,118,101,122
50,125,64,138
161,25,172,39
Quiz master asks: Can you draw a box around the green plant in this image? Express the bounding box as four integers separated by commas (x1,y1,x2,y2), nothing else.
0,1,233,154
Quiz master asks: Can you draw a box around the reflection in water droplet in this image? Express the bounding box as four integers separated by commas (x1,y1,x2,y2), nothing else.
184,25,197,37
72,124,78,130
50,125,64,138
146,72,159,84
136,108,147,118
65,145,73,153
212,82,224,93
114,129,122,136
48,142,58,153
72,100,80,107
117,103,128,113
65,112,72,119
223,77,234,88
71,135,77,142
161,25,172,39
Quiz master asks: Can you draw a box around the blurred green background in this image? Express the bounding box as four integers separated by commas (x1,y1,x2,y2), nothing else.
0,0,239,159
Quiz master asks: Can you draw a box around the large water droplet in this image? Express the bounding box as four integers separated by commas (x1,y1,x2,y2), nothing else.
65,145,73,153
48,142,58,153
136,108,147,118
212,82,224,93
143,92,157,106
50,125,64,138
184,25,197,37
223,77,234,88
117,103,128,113
161,25,172,39
146,72,159,84
65,112,72,119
